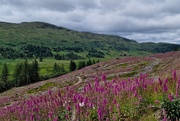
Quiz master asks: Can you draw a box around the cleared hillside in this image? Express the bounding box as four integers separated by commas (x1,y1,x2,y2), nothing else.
0,21,179,59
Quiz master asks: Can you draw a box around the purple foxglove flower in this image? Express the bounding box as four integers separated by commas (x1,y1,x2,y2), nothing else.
168,93,173,101
101,73,106,81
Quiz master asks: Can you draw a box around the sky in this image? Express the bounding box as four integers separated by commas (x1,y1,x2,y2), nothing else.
0,0,180,44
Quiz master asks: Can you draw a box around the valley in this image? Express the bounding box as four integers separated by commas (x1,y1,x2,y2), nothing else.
0,51,180,120
0,21,180,120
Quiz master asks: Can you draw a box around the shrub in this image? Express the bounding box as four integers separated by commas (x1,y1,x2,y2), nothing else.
162,97,180,121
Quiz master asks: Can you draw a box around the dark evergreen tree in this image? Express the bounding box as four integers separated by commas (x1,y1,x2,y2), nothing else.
78,61,83,69
87,59,92,66
31,59,40,83
13,63,23,87
1,63,9,88
54,53,62,60
60,64,65,73
0,80,5,92
39,54,43,62
97,59,100,63
93,59,96,64
20,59,30,86
69,60,76,71
78,60,86,69
53,63,60,73
82,60,86,68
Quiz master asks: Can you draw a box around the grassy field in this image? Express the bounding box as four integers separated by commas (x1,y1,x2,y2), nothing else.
0,57,103,77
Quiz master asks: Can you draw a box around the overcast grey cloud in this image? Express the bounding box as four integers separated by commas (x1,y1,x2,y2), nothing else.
0,0,180,44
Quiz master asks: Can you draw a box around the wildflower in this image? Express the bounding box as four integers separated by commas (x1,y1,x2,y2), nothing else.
79,102,85,107
53,117,58,121
88,102,93,108
175,79,180,98
112,79,116,83
103,99,107,105
101,73,106,81
48,89,52,95
113,116,117,120
116,104,120,109
106,117,110,121
86,112,89,116
172,70,177,81
155,100,160,104
87,82,92,90
66,86,69,91
97,108,103,120
30,114,34,121
154,86,157,93
48,111,53,118
113,99,116,104
83,86,88,93
134,90,138,97
168,93,173,101
138,96,142,101
163,109,167,121
75,103,80,113
158,78,163,86
58,89,61,98
109,106,112,112
163,84,168,92
67,105,71,111
164,78,168,85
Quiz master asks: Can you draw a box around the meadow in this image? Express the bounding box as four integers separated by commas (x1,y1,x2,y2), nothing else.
0,51,180,120
0,70,179,120
0,57,102,78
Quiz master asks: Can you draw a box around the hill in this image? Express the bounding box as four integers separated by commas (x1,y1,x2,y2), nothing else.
0,51,180,120
0,21,180,59
0,21,180,120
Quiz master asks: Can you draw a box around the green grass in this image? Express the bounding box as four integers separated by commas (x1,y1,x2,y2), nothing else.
0,21,178,60
120,71,139,78
27,82,57,94
0,58,70,76
0,57,104,80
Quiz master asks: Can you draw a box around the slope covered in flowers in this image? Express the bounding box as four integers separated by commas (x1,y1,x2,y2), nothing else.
0,71,180,120
0,51,180,120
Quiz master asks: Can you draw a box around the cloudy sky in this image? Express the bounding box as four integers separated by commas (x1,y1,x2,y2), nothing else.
0,0,180,44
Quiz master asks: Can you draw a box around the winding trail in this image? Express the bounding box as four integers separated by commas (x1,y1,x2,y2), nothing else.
72,76,83,121
142,58,160,74
74,76,83,86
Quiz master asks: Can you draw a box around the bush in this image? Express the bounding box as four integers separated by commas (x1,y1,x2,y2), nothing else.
162,98,180,121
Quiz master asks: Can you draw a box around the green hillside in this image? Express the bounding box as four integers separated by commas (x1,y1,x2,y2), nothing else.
0,21,179,59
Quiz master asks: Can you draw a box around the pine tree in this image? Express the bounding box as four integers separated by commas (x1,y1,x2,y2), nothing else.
87,59,92,66
1,63,9,88
93,59,96,64
82,60,86,67
39,53,43,62
69,60,76,71
13,63,23,87
60,64,65,73
97,59,100,63
78,60,87,69
53,62,60,74
78,61,83,69
31,59,40,82
19,59,30,86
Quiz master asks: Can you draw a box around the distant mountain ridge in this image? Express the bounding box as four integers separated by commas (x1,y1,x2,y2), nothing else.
0,21,179,59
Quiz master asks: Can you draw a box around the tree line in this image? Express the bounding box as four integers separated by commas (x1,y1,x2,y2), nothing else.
0,58,100,93
70,59,100,71
0,59,40,92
